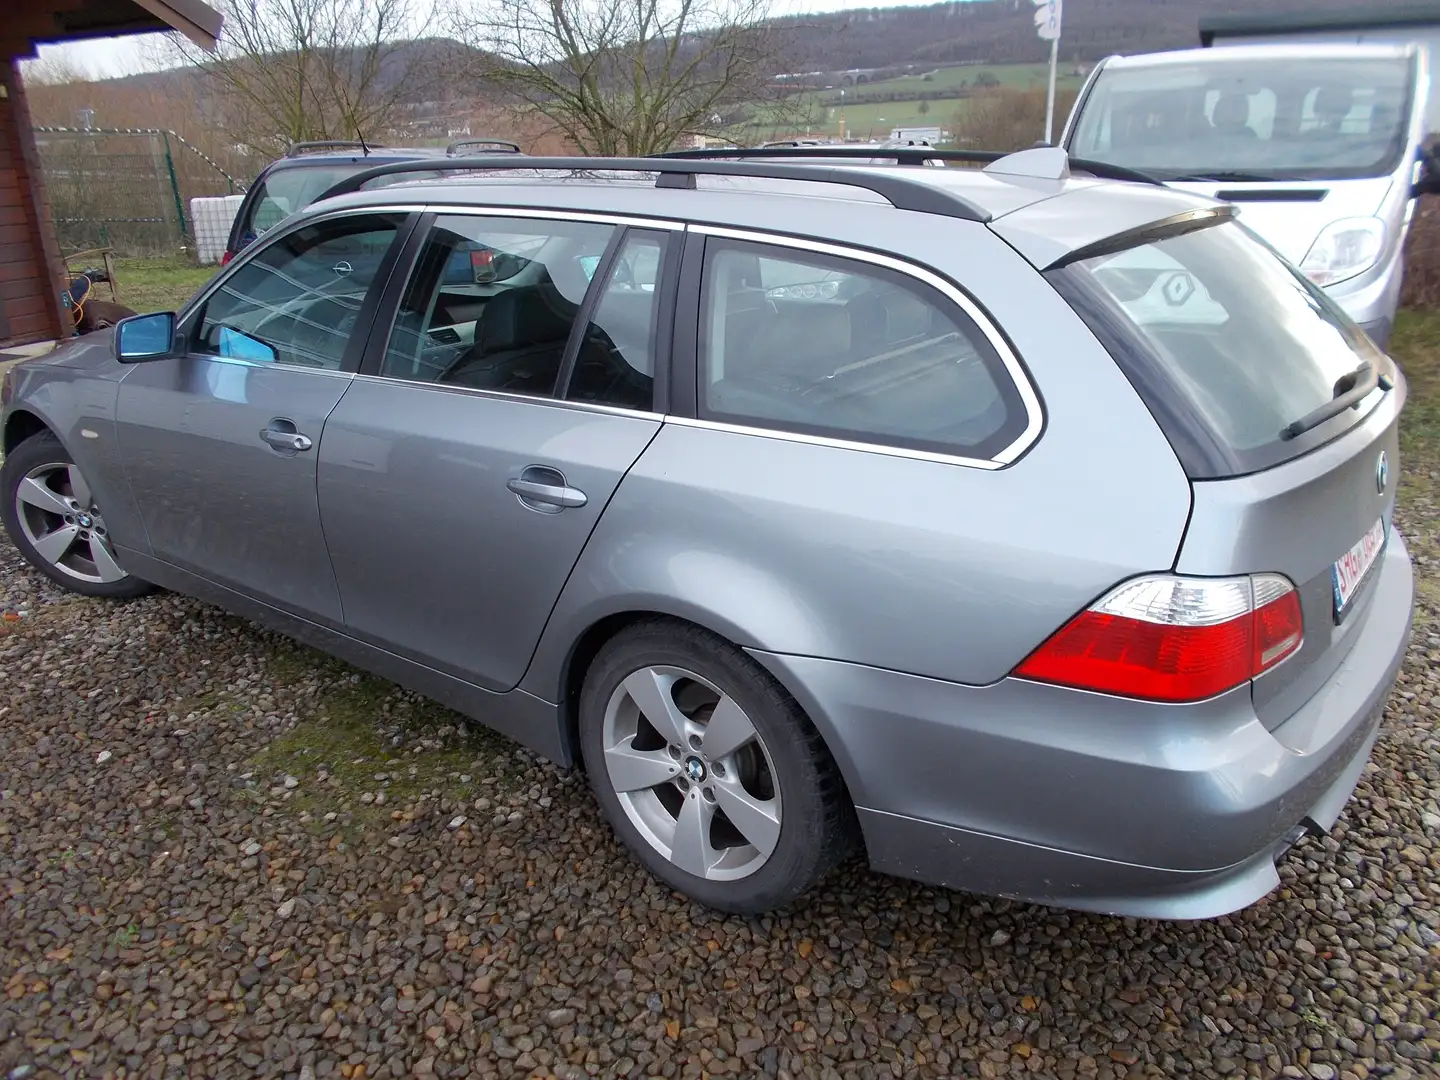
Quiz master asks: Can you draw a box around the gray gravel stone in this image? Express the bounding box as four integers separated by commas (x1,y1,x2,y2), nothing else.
2,472,1439,1080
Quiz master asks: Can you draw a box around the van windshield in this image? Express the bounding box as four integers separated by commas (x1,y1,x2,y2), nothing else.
1069,55,1415,182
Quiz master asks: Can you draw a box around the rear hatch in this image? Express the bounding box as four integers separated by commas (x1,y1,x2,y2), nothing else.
1047,215,1403,729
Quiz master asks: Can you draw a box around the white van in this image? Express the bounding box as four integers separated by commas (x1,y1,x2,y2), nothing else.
1061,43,1435,349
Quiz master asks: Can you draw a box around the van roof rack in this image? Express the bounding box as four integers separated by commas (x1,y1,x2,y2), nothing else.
285,140,383,157
313,154,993,222
653,145,1163,186
445,137,523,155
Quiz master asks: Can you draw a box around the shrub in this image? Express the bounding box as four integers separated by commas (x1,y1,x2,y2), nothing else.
952,87,1079,153
1403,196,1440,310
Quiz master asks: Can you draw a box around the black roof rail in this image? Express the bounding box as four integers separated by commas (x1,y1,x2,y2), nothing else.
653,145,1164,187
446,137,523,155
312,154,992,222
286,140,380,157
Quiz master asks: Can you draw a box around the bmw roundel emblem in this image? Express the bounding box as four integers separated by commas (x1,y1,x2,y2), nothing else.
1377,451,1389,495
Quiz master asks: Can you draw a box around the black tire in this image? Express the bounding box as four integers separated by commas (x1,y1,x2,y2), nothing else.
1,430,153,599
579,618,854,914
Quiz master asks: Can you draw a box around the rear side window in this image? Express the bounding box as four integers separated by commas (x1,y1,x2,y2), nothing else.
1050,220,1392,478
698,239,1030,460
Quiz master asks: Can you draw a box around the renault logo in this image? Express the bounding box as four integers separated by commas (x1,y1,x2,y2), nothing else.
1377,451,1389,495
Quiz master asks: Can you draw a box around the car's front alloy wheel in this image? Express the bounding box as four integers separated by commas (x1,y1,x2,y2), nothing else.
580,620,853,914
1,431,152,599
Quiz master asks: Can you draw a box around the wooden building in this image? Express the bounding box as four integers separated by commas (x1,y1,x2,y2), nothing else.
0,0,220,349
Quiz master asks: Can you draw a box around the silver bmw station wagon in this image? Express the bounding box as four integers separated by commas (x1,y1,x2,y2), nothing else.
0,147,1413,919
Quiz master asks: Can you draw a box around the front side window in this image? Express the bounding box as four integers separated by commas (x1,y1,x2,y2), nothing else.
699,239,1028,459
1070,56,1414,180
380,215,614,396
194,213,404,370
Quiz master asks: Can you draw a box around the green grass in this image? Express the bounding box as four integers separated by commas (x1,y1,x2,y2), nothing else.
738,62,1086,142
112,255,216,315
1387,311,1440,602
248,644,516,833
820,62,1084,101
1392,311,1440,459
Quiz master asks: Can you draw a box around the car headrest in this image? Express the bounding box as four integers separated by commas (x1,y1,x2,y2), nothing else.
477,286,576,354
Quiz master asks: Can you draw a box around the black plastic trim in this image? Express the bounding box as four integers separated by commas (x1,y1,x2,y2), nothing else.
554,227,627,398
652,145,1165,186
357,211,435,377
1216,188,1329,203
668,231,706,419
1048,206,1236,270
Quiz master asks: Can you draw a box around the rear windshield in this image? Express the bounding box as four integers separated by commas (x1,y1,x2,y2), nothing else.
242,166,361,242
1069,55,1416,181
1049,219,1392,478
239,162,446,246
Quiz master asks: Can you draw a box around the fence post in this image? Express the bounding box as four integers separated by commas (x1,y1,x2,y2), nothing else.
161,132,188,243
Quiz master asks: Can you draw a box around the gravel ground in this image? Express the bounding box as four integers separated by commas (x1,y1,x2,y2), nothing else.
2,503,1439,1080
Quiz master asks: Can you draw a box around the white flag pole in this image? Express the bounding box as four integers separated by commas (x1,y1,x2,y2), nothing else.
1045,34,1059,144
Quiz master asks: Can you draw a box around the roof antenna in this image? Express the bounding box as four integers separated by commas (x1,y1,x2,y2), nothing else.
357,127,371,156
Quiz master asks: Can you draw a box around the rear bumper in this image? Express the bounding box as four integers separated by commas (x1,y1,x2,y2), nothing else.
751,533,1414,919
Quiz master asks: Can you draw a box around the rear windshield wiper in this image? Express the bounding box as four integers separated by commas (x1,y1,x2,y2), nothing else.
1279,362,1385,440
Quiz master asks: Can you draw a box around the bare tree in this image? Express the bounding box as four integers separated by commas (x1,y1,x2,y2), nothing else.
170,0,435,155
451,0,803,156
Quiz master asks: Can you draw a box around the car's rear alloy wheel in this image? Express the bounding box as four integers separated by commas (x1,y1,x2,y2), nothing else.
1,431,151,599
602,664,783,881
580,620,853,914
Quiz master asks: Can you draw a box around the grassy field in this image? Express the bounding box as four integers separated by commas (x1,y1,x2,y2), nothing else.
740,61,1087,143
112,256,217,314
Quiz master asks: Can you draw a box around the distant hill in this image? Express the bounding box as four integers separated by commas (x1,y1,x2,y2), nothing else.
780,0,1440,72
47,0,1440,117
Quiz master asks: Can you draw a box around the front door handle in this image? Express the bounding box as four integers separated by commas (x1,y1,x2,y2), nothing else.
507,466,587,512
260,420,313,454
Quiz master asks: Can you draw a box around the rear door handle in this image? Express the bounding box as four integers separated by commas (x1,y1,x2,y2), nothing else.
507,466,587,511
260,420,313,454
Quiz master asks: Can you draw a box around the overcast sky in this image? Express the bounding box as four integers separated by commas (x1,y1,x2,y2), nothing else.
31,0,980,79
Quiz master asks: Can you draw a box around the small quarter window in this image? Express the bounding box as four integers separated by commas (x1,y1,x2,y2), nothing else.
566,230,671,411
699,239,1027,459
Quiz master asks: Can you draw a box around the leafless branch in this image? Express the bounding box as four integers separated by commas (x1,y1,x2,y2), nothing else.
169,0,435,155
450,0,802,155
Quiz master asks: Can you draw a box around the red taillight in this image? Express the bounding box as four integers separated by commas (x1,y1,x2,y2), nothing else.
221,250,234,266
1015,574,1303,703
471,249,493,269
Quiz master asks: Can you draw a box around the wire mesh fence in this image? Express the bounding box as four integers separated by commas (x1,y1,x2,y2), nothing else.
34,128,243,257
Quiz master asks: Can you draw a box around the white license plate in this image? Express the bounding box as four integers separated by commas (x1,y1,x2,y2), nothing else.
1332,518,1387,620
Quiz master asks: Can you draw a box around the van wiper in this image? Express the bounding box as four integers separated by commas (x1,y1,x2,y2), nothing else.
1279,362,1382,440
1170,170,1294,182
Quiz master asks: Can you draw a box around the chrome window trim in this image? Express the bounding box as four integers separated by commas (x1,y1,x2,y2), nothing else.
688,222,1045,466
185,356,355,380
351,372,661,422
663,414,1004,470
421,204,686,230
